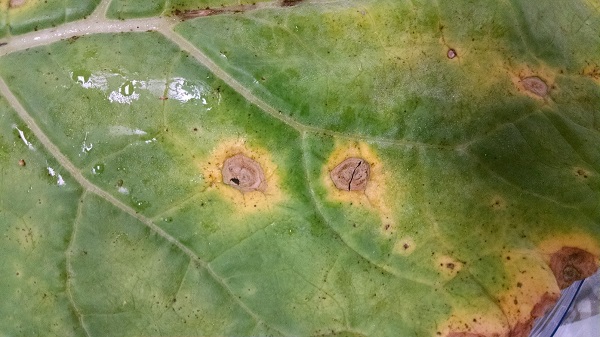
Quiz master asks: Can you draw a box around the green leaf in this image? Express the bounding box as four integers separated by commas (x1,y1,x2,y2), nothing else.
1,0,100,36
0,0,599,336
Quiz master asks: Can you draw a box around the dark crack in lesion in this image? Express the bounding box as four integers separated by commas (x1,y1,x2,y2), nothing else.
174,5,256,20
330,157,370,191
173,0,305,20
347,160,362,191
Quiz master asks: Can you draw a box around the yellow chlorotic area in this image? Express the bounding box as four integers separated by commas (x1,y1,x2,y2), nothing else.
322,141,398,236
582,63,600,83
495,249,560,331
537,232,600,264
438,308,509,337
438,248,561,337
199,138,284,214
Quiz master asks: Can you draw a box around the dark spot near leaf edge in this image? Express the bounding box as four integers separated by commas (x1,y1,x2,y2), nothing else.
549,247,598,289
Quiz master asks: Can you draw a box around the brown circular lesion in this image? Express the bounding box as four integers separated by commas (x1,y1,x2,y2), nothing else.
520,76,548,97
329,157,370,191
549,246,598,289
221,154,266,193
447,48,457,59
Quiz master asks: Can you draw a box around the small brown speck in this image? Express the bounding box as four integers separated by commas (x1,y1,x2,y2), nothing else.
18,159,26,167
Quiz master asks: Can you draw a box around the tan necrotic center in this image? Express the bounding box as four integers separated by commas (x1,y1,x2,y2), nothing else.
521,76,548,97
330,157,370,191
222,154,266,193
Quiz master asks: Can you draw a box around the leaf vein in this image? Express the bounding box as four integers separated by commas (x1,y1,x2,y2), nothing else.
159,28,460,150
300,131,436,287
65,191,92,337
0,75,282,336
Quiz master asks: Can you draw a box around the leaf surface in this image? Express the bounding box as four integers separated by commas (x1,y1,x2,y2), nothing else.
1,0,599,336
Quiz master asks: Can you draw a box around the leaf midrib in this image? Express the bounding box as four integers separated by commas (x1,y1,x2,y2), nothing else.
0,0,471,149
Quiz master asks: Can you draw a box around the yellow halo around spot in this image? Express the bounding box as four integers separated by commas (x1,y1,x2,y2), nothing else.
199,138,284,213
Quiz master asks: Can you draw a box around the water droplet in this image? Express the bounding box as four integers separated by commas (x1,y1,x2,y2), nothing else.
71,69,92,85
81,132,93,154
131,198,150,211
12,125,35,151
91,163,105,175
120,81,135,97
